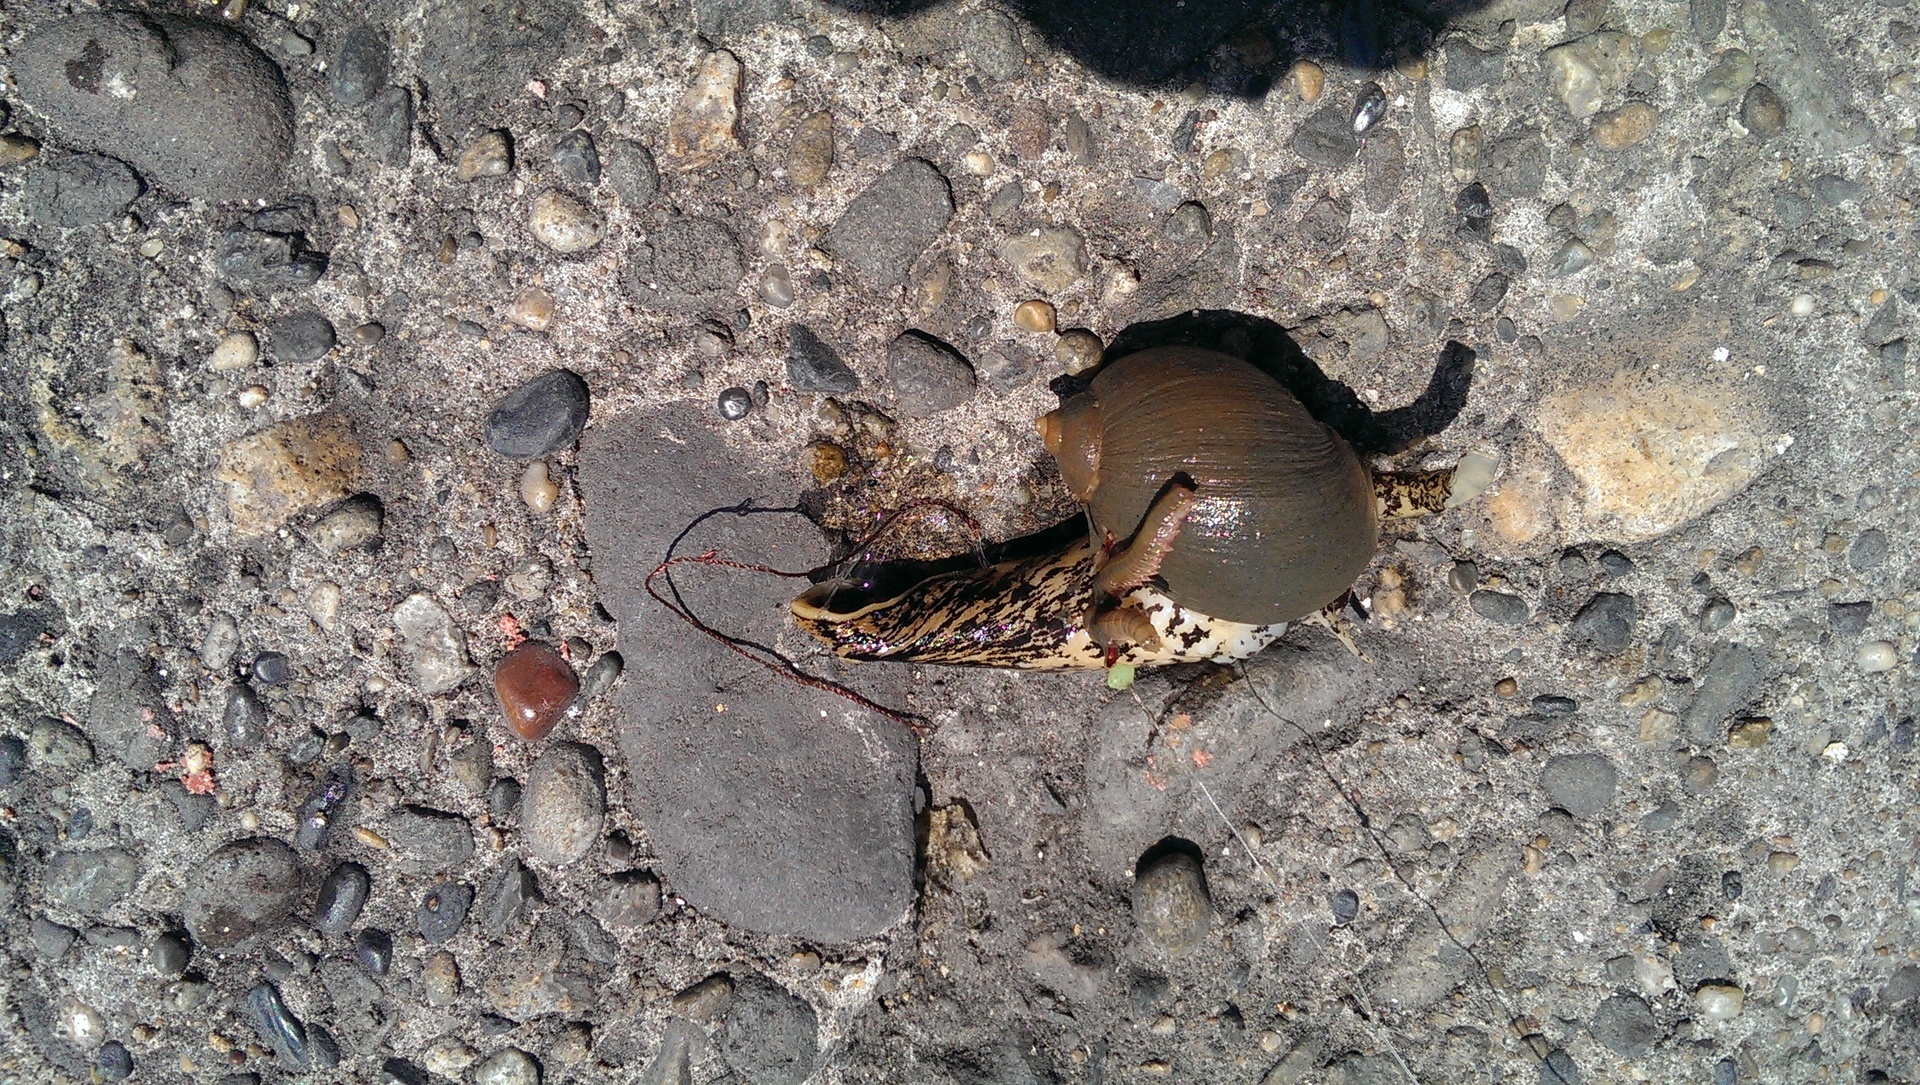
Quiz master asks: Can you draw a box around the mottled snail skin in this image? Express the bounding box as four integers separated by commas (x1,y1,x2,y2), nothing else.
790,537,1287,670
1038,346,1379,627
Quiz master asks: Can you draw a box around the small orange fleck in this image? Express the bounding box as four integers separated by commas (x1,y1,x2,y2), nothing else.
1191,749,1213,768
1167,713,1192,730
497,613,527,650
182,770,217,795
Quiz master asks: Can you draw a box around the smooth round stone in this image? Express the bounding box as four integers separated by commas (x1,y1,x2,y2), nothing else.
313,862,371,935
886,331,976,419
352,928,393,975
1053,329,1104,374
1790,293,1817,317
183,838,302,950
1695,984,1745,1020
149,930,192,977
250,651,292,685
1133,849,1212,954
494,642,579,740
474,1047,541,1085
1540,753,1617,817
94,1040,133,1082
350,321,386,345
1855,641,1897,673
459,129,514,180
269,311,337,363
1469,590,1529,625
418,882,474,944
422,950,462,1006
209,331,258,372
528,190,603,253
1013,299,1056,333
1740,84,1787,136
520,742,607,865
484,370,591,459
1331,888,1359,925
581,651,623,700
759,266,795,308
1699,597,1737,631
717,387,753,420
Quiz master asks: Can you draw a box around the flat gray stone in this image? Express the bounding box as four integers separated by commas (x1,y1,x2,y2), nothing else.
13,12,293,202
579,407,916,942
826,159,953,289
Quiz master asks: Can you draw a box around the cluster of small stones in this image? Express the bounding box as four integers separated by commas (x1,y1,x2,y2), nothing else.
0,0,1916,1080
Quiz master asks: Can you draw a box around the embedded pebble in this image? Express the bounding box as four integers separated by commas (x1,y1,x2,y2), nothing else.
717,387,753,420
1133,849,1212,954
183,838,302,950
294,762,356,849
367,86,415,166
759,266,796,308
475,1048,542,1085
329,27,389,105
1545,33,1635,119
1695,984,1745,1021
1593,102,1658,148
268,311,337,364
494,641,580,740
150,931,192,977
245,982,317,1069
826,158,953,289
520,742,607,865
0,134,38,167
787,112,835,186
519,461,560,513
886,331,975,418
1848,528,1888,569
217,412,362,536
606,140,659,207
481,860,540,934
528,191,603,253
582,651,623,700
1289,59,1325,103
999,226,1087,294
459,130,514,180
313,862,372,935
45,848,141,915
1540,753,1618,816
386,805,475,874
625,216,745,311
592,871,663,929
485,370,591,459
353,928,393,975
210,331,259,372
787,324,860,393
1331,888,1360,925
552,129,600,185
718,974,818,1085
1700,597,1737,632
1740,84,1787,136
1013,299,1057,333
418,882,475,944
1469,590,1529,625
392,593,476,695
508,287,556,332
422,950,463,1005
222,684,269,749
1699,49,1756,104
1855,641,1898,673
666,49,744,167
95,1040,133,1081
1566,592,1637,654
307,494,384,554
1054,329,1105,373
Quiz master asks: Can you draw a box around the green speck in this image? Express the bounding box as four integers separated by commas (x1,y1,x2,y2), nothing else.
1106,662,1136,690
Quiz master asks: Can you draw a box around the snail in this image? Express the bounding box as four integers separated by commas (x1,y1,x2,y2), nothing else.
790,346,1485,670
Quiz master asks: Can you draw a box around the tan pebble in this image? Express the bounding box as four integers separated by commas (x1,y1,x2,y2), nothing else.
809,442,849,485
1289,60,1324,103
1671,266,1702,291
787,111,835,186
338,204,361,230
1494,677,1519,698
1728,718,1772,748
1640,27,1673,52
1201,147,1243,180
215,412,361,536
0,133,40,167
238,810,260,831
963,150,995,176
209,331,258,372
1870,288,1889,305
352,826,389,848
139,238,165,258
385,438,411,464
1054,328,1104,373
520,460,560,513
507,287,556,332
1618,676,1663,706
236,385,269,408
1546,294,1587,321
666,49,744,166
1014,299,1057,333
528,190,604,253
1593,102,1659,149
457,129,513,181
1639,708,1678,744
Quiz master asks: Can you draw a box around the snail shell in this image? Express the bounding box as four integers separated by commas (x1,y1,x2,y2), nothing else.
1038,345,1378,626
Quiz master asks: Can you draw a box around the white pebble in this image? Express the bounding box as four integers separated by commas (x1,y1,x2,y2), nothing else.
963,150,995,176
236,385,270,408
1855,640,1898,673
520,460,560,513
210,332,258,372
139,238,165,258
1695,984,1745,1021
1446,452,1500,507
1790,293,1816,317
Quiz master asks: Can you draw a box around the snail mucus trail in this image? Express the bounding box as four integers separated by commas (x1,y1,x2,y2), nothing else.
791,346,1485,673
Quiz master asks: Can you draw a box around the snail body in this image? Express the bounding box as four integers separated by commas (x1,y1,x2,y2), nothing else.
793,345,1471,669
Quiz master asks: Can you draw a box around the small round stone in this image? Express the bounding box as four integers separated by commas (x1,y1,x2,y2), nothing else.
1132,848,1212,954
459,129,514,180
519,461,560,514
1469,590,1529,625
1013,299,1056,333
269,311,337,363
352,928,393,975
484,370,591,459
494,642,580,741
150,931,192,977
1540,753,1617,816
1695,984,1745,1021
418,882,474,944
474,1047,541,1085
759,267,795,308
717,387,753,420
520,741,607,865
1331,888,1359,925
1790,293,1817,317
350,322,386,345
528,190,604,253
422,950,462,1005
209,332,258,372
94,1040,133,1082
1855,641,1897,673
1053,329,1104,373
1740,84,1787,136
1699,597,1737,632
313,861,372,935
1592,102,1658,149
249,651,292,685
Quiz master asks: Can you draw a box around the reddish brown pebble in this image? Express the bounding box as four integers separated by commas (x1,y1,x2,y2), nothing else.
494,642,579,740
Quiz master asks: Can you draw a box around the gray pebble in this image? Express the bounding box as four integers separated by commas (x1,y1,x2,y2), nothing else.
1331,888,1360,925
13,13,293,201
30,716,94,770
485,369,592,459
1691,0,1727,39
1532,694,1578,716
313,862,371,935
1848,528,1888,569
1469,272,1511,312
606,140,658,207
1302,196,1352,246
1700,596,1737,632
520,742,607,865
269,311,337,363
1165,200,1213,243
1741,84,1787,136
592,870,663,929
352,928,392,975
29,916,78,957
1883,964,1920,1004
719,974,818,1085
886,331,975,418
25,153,142,228
307,494,384,554
1566,592,1636,654
787,325,859,393
1292,104,1358,167
553,128,600,185
717,387,753,420
825,158,954,289
582,650,623,699
962,8,1028,80
184,838,302,949
150,930,192,977
217,225,328,293
386,805,475,875
1133,848,1212,954
489,778,523,820
1540,753,1618,816
244,982,316,1069
626,216,744,311
366,87,414,167
293,762,356,850
1446,41,1505,90
94,1040,134,1082
0,735,22,787
1469,590,1529,625
1537,1050,1580,1085
249,651,292,685
474,1047,541,1085
329,27,389,105
480,860,540,934
45,848,141,916
222,683,269,748
1683,643,1763,744
0,610,47,668
1829,600,1872,635
417,882,474,944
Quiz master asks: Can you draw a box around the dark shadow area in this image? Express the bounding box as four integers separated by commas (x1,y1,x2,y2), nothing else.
822,0,1498,94
1087,309,1475,456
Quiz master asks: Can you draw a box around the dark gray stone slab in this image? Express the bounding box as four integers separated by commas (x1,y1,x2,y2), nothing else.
579,407,916,942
